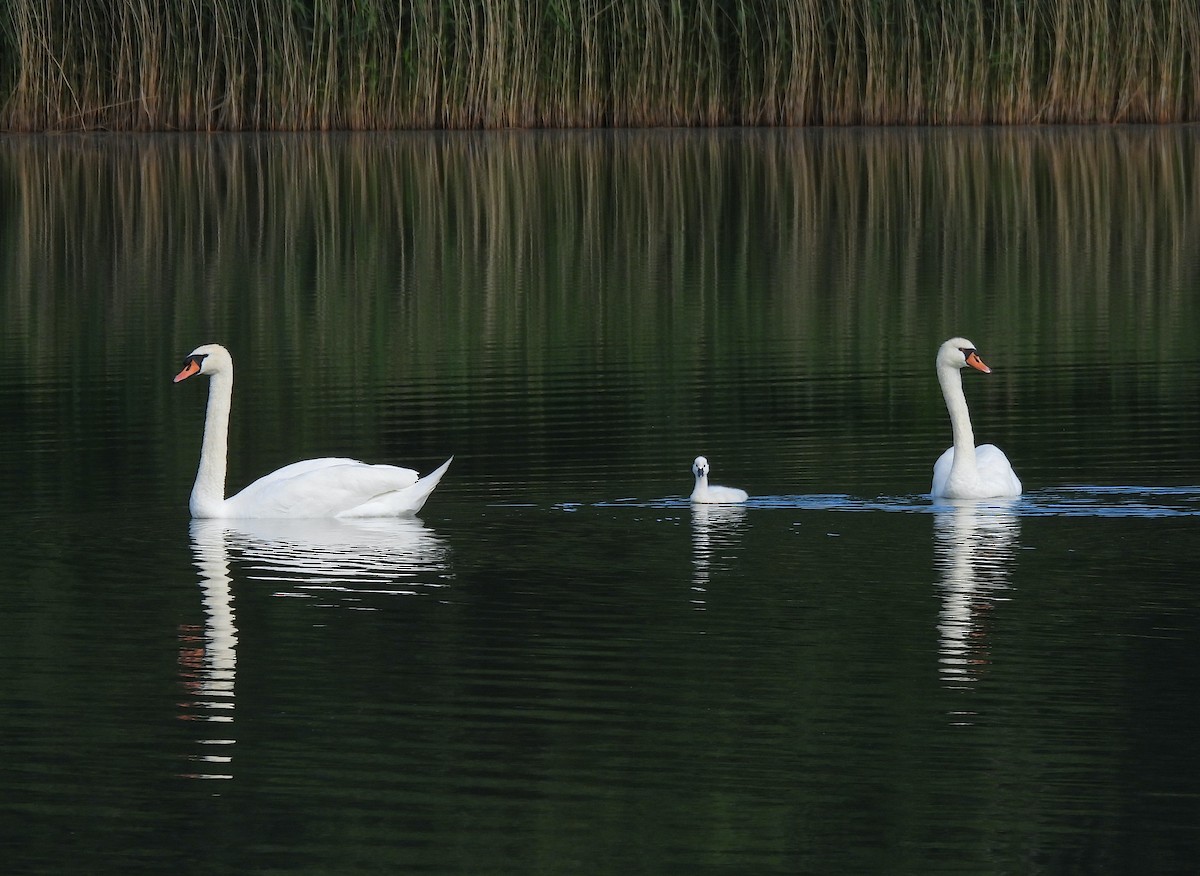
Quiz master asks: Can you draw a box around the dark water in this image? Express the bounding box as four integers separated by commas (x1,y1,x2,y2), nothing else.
2,128,1199,874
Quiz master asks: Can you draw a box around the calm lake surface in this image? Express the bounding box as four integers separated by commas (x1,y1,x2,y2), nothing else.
2,128,1199,873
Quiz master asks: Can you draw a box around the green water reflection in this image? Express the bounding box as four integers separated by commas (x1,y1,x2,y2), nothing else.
1,129,1198,874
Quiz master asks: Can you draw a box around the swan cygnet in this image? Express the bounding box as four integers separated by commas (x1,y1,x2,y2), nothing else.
931,338,1021,500
690,456,749,504
174,343,451,518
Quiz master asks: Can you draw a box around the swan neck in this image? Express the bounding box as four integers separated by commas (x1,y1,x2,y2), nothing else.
191,370,232,517
939,363,977,469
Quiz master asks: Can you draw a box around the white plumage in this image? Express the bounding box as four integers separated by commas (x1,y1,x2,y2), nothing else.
174,343,450,518
690,456,748,504
931,338,1021,499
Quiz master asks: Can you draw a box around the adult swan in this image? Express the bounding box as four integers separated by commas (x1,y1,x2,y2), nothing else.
931,338,1021,500
174,344,451,518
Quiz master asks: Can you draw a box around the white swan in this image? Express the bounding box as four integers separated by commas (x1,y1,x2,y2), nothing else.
174,344,451,518
690,456,748,504
931,338,1021,499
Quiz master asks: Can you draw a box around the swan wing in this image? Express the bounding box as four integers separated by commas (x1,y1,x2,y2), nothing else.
338,457,453,518
975,444,1022,496
931,447,955,497
225,459,421,518
241,457,386,489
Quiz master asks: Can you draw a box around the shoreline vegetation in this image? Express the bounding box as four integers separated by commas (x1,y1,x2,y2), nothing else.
2,1,1199,132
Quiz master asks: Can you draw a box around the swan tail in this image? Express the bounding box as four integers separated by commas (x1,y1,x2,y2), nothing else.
338,457,453,518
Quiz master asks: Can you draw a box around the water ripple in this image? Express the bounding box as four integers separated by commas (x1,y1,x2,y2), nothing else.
194,518,454,605
577,485,1200,518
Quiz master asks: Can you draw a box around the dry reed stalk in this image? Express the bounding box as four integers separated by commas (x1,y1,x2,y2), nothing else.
1,0,1199,130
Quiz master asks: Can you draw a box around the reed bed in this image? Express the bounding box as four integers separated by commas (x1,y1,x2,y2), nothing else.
1,0,1198,130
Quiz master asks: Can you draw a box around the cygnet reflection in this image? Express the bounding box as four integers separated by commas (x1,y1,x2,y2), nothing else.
690,503,748,607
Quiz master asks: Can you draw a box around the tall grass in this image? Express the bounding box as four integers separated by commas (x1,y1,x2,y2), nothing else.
1,1,1198,130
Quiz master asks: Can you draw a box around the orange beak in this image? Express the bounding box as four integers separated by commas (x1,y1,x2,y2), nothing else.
965,350,991,374
173,359,201,383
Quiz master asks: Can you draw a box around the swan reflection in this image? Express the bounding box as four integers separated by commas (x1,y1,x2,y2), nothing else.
211,517,452,603
690,503,747,607
933,500,1020,696
180,517,451,779
179,520,238,781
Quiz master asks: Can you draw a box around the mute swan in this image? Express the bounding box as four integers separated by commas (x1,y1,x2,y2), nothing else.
690,456,748,504
174,344,451,518
931,338,1021,499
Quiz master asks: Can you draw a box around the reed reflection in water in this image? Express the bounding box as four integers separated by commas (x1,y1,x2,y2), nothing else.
932,500,1020,706
4,127,1196,370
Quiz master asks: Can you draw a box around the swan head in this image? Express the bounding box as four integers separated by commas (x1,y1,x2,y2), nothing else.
692,456,710,479
174,343,232,383
938,337,991,374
